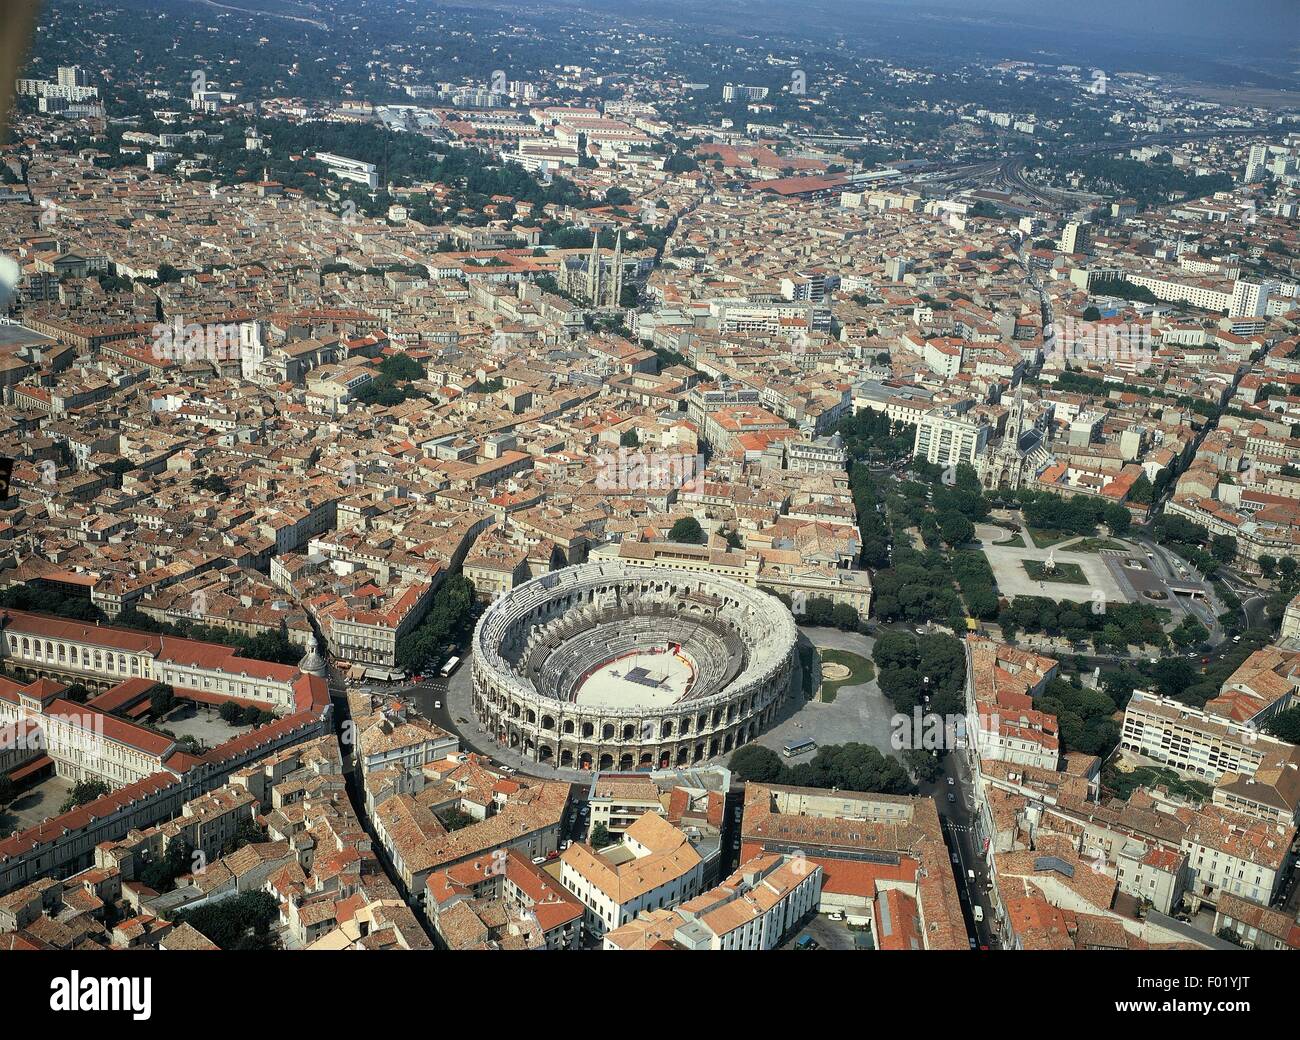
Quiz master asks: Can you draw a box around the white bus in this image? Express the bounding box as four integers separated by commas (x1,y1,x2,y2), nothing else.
439,655,461,678
782,738,816,758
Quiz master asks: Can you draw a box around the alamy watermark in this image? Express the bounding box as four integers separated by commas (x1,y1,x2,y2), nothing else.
151,318,247,363
594,449,705,493
1045,317,1153,369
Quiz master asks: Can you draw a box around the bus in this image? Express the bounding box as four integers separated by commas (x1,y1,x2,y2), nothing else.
439,655,462,678
782,738,816,758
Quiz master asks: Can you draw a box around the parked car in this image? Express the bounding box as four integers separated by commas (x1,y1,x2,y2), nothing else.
947,792,956,803
947,777,955,786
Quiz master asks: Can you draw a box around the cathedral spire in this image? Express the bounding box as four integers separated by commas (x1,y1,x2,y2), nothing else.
587,231,601,307
608,231,623,308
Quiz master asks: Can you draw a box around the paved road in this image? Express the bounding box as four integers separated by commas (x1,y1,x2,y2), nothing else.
919,748,995,949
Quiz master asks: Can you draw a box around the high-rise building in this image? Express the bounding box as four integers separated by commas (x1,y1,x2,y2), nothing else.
56,65,88,89
1245,144,1270,183
1060,220,1091,256
1231,279,1272,318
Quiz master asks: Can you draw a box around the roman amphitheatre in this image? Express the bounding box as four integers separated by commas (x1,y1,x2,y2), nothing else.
470,561,798,771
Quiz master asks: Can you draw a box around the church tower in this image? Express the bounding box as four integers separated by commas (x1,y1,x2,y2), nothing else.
586,231,601,306
607,232,623,308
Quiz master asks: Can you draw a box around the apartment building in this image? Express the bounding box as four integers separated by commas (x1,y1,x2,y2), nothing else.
966,637,1061,772
559,812,705,937
913,409,989,469
586,775,668,841
1119,689,1284,782
603,853,823,950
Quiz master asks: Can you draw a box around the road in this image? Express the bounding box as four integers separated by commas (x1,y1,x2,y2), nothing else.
919,749,995,949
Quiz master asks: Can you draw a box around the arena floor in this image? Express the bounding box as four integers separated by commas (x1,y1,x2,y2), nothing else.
573,649,696,708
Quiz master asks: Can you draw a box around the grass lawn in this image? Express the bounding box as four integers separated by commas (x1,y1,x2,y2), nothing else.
1023,559,1088,584
991,532,1026,548
1025,526,1081,549
817,649,874,703
1069,537,1129,554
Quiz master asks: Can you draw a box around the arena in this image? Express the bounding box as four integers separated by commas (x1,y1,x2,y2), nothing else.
471,562,798,770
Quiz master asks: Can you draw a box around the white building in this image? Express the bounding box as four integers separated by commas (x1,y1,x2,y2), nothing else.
559,812,705,937
913,409,989,469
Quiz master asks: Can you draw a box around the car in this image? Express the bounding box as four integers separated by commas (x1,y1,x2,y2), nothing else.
531,856,547,865
412,674,424,683
1233,635,1242,643
827,911,845,921
969,937,977,949
967,870,976,882
546,850,559,860
560,840,571,851
947,777,955,786
947,792,956,803
433,700,441,709
972,905,984,923
951,851,959,865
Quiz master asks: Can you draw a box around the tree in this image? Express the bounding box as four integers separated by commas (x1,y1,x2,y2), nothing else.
590,822,614,848
151,684,177,716
1210,534,1237,564
729,744,784,782
63,683,90,703
219,700,244,725
60,778,111,813
0,775,16,807
939,512,975,547
904,748,944,783
1264,707,1300,744
668,517,705,544
437,807,477,831
139,837,193,892
173,891,280,950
